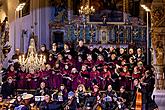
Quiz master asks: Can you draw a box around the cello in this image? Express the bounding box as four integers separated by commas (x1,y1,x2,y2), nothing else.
135,87,142,110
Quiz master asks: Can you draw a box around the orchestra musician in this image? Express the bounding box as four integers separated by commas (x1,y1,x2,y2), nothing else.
1,76,15,99
105,85,118,109
64,91,77,110
39,93,59,110
14,93,34,110
117,86,130,110
35,82,50,96
140,68,158,110
75,84,87,109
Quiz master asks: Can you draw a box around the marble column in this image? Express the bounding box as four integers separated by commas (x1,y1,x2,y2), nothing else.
151,0,165,90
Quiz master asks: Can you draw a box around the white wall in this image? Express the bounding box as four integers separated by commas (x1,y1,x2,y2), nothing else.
7,0,51,58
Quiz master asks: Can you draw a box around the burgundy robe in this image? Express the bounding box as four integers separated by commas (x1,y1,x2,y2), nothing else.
47,59,55,68
90,70,101,88
76,61,83,71
119,72,131,90
17,71,27,89
38,70,50,87
80,70,90,89
26,73,39,89
66,58,76,68
95,60,104,66
7,70,16,79
84,60,94,68
101,70,112,90
50,69,62,89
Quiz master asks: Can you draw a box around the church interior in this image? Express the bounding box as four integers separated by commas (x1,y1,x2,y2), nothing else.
0,0,165,109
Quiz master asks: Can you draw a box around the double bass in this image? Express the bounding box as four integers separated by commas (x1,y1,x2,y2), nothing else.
135,81,142,110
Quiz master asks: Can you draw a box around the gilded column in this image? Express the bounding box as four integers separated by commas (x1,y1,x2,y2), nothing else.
151,0,165,90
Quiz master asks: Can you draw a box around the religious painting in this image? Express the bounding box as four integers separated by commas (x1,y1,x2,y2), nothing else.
50,0,68,22
89,0,124,23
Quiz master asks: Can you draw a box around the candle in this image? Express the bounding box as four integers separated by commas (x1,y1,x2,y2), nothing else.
77,24,79,29
19,56,21,63
84,24,86,28
22,55,25,62
40,54,43,61
43,56,46,62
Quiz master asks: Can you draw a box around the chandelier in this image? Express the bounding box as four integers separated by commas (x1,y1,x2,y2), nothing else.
19,38,46,71
79,5,95,16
